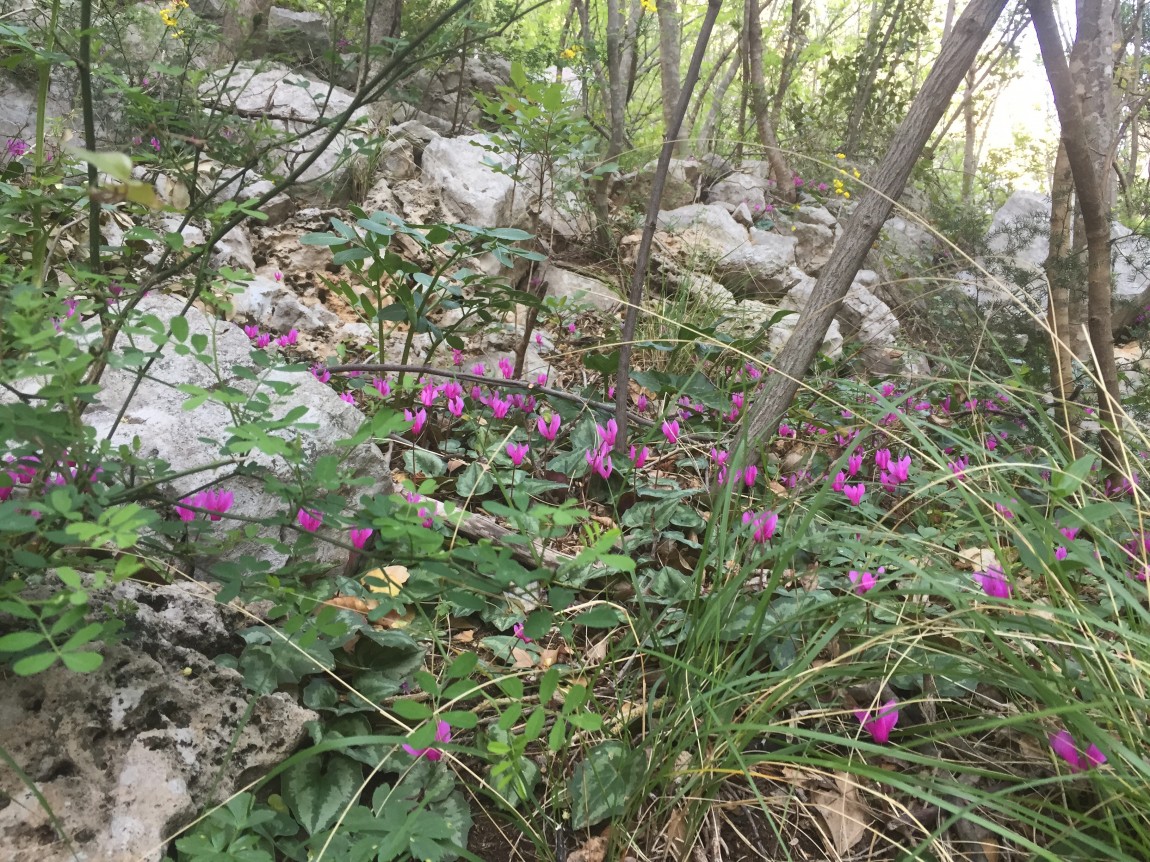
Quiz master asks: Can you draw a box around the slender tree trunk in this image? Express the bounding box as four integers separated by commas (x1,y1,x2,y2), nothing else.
770,0,806,130
593,0,629,249
696,47,742,152
1046,142,1078,457
1031,0,1122,470
656,0,683,152
613,0,724,451
843,0,906,155
961,68,977,200
359,0,404,90
735,0,1010,459
688,39,738,147
746,0,796,200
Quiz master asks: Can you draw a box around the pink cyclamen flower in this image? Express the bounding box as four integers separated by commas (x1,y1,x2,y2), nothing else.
255,333,271,348
297,508,323,532
243,324,260,339
311,365,331,384
948,456,968,480
498,357,514,379
744,510,778,544
273,270,283,282
855,699,899,744
742,465,758,488
1049,730,1106,773
349,527,373,549
973,565,1012,599
372,377,391,397
636,394,649,412
447,396,464,417
661,420,680,444
150,136,160,153
200,489,234,521
847,453,863,476
489,395,511,419
874,448,892,471
420,383,439,407
832,471,847,493
585,445,613,480
890,455,911,483
404,408,427,434
403,720,452,761
452,349,463,366
1060,526,1080,542
848,569,877,595
537,414,561,441
174,498,197,522
595,419,617,449
629,445,649,469
276,329,298,347
513,622,532,643
843,483,866,506
1055,546,1068,561
507,442,529,466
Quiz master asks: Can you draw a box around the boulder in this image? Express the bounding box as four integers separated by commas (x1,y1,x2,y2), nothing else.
267,6,331,62
1110,223,1150,300
421,134,528,228
0,581,315,862
83,294,389,568
986,190,1050,267
793,220,834,273
705,171,770,213
199,63,374,204
547,267,620,313
656,204,749,256
783,270,899,370
715,232,799,299
233,272,341,333
882,214,937,261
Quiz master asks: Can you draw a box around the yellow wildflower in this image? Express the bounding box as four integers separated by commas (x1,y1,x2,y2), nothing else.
835,153,846,160
844,191,851,199
852,168,861,178
641,0,657,11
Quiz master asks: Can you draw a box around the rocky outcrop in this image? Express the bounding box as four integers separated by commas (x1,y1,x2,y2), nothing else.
0,581,316,862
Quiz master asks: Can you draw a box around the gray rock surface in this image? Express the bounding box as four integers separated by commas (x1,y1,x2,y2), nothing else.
83,294,389,568
0,581,316,862
547,267,620,313
421,134,528,228
199,64,373,203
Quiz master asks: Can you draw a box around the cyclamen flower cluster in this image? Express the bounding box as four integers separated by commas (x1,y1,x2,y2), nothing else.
175,488,233,522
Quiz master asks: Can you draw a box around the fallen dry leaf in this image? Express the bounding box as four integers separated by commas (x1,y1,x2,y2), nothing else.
454,629,476,643
811,772,868,854
567,835,607,862
511,647,535,668
362,565,410,597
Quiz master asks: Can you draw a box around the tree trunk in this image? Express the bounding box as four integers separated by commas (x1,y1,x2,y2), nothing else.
1031,0,1122,470
613,0,725,451
734,0,1010,460
746,0,796,201
656,0,683,151
1046,141,1078,457
770,0,807,130
689,39,739,148
961,68,977,200
843,0,907,156
359,0,404,90
593,0,629,249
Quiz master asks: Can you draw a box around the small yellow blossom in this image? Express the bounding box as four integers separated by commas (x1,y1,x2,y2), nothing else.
835,152,846,160
641,0,657,11
844,191,851,199
852,168,861,178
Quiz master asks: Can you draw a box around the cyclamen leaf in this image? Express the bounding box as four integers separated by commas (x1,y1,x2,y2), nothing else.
281,754,363,835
